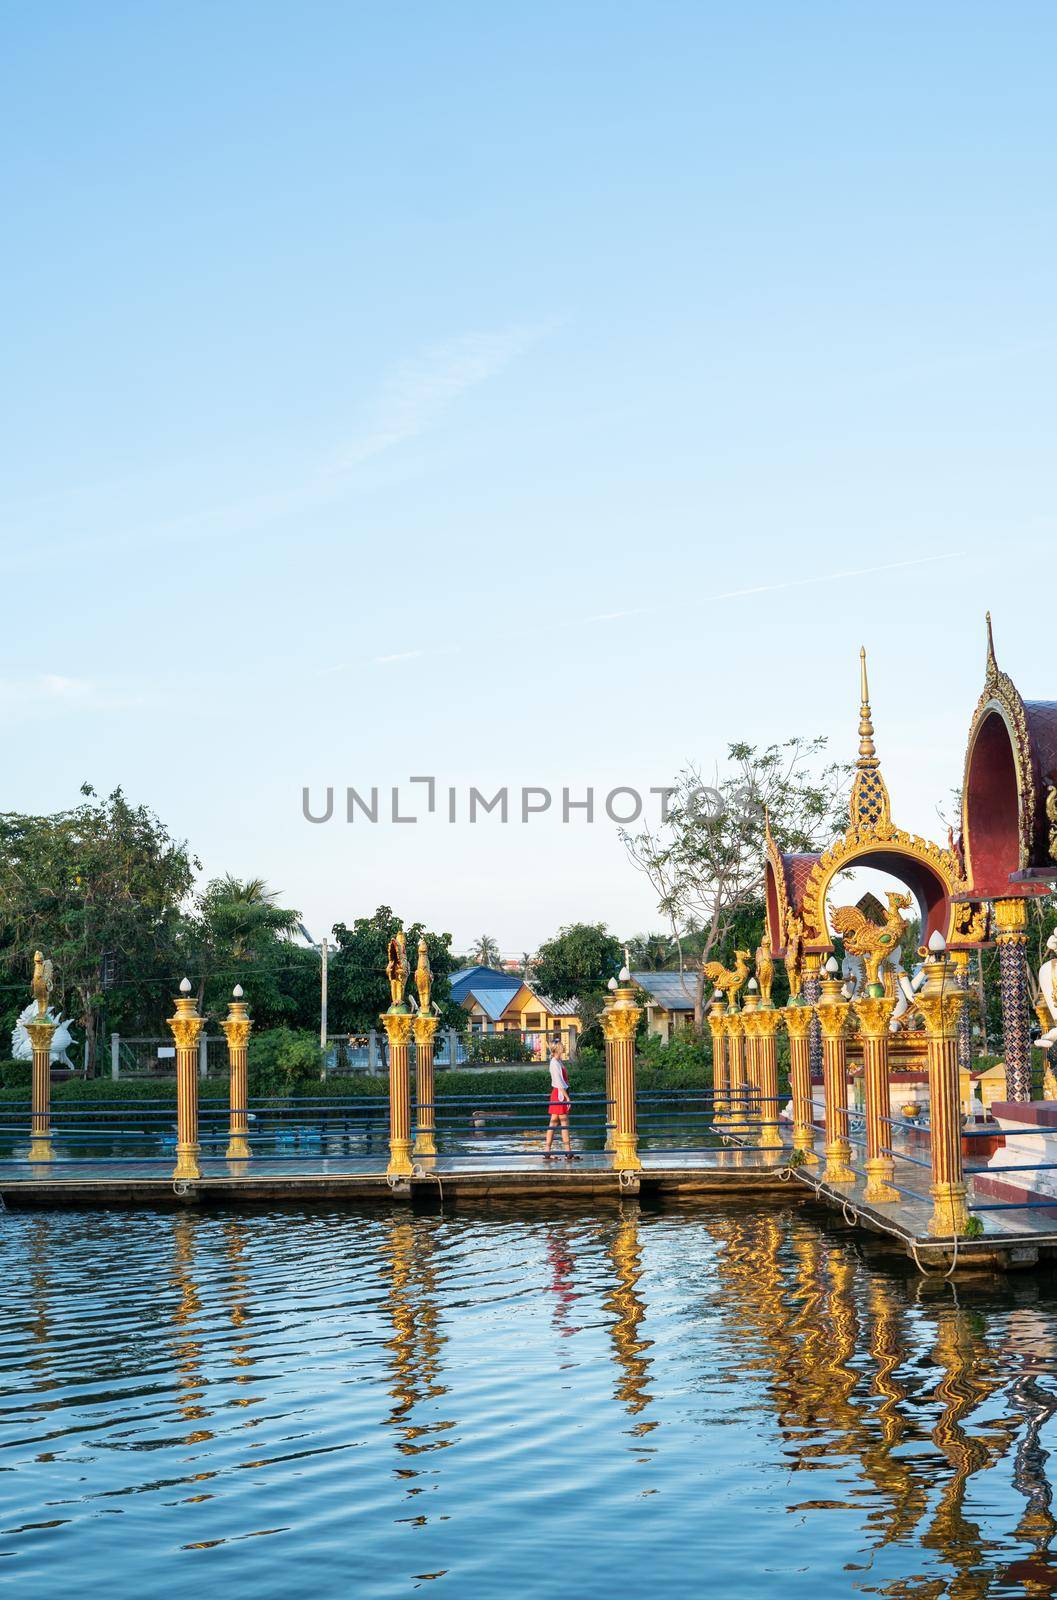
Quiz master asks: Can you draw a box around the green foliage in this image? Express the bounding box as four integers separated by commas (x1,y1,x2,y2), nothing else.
0,1058,31,1089
467,1032,533,1063
963,1215,985,1239
787,1148,808,1168
533,922,622,1001
247,1028,324,1096
0,785,198,1073
329,906,459,1032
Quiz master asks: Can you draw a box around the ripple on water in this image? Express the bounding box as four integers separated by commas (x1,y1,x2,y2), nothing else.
2,1203,1057,1598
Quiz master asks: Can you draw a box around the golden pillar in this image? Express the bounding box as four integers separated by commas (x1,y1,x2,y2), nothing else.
994,897,1032,1103
413,1013,440,1157
815,962,854,1184
608,979,642,1171
707,992,728,1123
220,985,252,1160
917,939,970,1237
26,1017,56,1163
25,949,55,1163
726,1010,747,1124
741,982,761,1130
755,1004,783,1149
383,1012,414,1177
600,985,617,1149
782,1002,817,1163
855,995,898,1203
167,980,204,1182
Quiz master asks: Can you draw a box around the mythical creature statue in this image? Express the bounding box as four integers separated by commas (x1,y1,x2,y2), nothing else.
754,932,774,1006
31,949,51,1018
1037,931,1057,1050
415,936,433,1015
11,1003,77,1067
830,890,912,992
784,910,804,1000
953,901,988,943
386,929,409,1009
703,949,753,1007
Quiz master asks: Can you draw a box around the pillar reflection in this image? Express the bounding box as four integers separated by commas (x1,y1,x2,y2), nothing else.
170,1216,213,1446
381,1217,451,1464
604,1212,655,1431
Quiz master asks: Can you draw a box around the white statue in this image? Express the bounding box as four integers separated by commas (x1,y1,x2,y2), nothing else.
11,1003,78,1068
1037,932,1057,1049
890,957,927,1033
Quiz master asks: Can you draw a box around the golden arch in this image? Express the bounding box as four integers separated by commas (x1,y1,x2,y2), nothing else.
799,829,962,953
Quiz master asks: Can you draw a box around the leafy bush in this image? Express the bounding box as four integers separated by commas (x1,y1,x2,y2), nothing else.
466,1032,534,1064
248,1028,324,1096
0,1059,31,1090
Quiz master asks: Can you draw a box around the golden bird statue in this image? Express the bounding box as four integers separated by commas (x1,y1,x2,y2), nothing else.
830,890,912,992
31,950,51,1018
703,949,753,1006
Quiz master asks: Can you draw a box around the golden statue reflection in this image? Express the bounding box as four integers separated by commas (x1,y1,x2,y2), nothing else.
381,1217,451,1467
170,1215,213,1447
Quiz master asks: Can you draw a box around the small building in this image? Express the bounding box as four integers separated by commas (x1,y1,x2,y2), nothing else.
449,967,580,1056
631,970,700,1042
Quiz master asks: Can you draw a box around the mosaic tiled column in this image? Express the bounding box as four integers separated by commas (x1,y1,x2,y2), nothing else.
782,1003,817,1163
815,967,854,1184
413,1014,440,1157
917,947,969,1237
707,994,728,1123
952,952,973,1082
994,898,1032,1103
382,1009,414,1178
220,986,252,1160
854,996,898,1203
803,954,823,1080
168,982,204,1182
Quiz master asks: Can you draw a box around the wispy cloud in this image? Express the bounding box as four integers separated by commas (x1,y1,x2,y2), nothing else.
326,323,555,475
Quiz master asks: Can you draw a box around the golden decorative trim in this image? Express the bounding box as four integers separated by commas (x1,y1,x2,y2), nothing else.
413,1014,441,1045
381,1012,414,1046
781,1005,814,1038
961,612,1035,876
992,896,1029,941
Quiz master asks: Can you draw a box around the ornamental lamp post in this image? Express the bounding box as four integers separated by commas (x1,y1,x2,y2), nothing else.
754,983,783,1151
741,979,761,1132
220,985,252,1160
707,990,729,1125
168,978,204,1182
781,999,817,1163
916,931,970,1238
853,986,898,1203
609,966,642,1172
412,937,440,1158
382,928,414,1179
601,977,619,1150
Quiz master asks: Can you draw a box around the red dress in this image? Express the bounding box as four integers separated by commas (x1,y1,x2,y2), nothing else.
548,1061,570,1117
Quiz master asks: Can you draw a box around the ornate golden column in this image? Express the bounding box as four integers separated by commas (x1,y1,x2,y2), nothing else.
168,979,204,1182
382,927,413,1178
815,959,854,1184
609,977,642,1171
994,897,1033,1103
916,937,969,1237
741,981,761,1131
600,984,617,1149
412,937,439,1157
220,985,252,1160
755,1002,783,1149
25,950,55,1162
782,1002,817,1162
413,1014,440,1157
707,992,728,1124
725,1009,747,1125
854,994,898,1202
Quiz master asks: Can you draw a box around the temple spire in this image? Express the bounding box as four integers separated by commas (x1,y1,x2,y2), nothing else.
858,646,877,764
985,610,998,681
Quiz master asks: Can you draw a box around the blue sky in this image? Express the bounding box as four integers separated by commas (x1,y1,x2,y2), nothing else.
2,3,1055,952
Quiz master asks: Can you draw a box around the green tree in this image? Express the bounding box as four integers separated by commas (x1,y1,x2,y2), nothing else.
622,738,850,1027
0,785,197,1073
625,932,678,970
330,905,459,1032
192,875,306,1023
533,921,623,1000
466,933,503,968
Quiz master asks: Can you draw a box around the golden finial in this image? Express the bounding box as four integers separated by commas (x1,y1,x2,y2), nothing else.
858,646,877,764
985,610,997,681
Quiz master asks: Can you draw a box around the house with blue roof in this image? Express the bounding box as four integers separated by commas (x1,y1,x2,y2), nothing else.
450,966,580,1057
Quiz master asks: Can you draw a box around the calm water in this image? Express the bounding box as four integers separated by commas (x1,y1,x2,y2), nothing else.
3,1202,1057,1599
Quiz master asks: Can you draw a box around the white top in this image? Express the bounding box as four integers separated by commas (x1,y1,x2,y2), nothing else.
549,1056,569,1100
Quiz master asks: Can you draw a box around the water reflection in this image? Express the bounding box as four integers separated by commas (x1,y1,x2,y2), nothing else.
5,1206,1057,1597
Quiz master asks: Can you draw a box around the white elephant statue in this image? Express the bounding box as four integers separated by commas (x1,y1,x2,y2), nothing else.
1037,932,1057,1050
10,1003,78,1068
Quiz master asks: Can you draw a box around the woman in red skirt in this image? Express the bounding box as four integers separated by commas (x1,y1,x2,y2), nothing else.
544,1042,575,1159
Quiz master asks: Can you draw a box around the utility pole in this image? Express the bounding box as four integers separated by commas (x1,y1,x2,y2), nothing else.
320,936,329,1050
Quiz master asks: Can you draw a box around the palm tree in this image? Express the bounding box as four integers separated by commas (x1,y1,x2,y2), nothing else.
469,933,503,969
